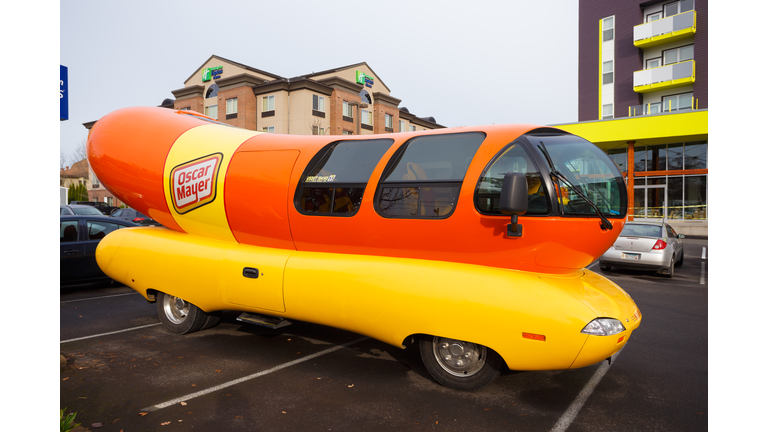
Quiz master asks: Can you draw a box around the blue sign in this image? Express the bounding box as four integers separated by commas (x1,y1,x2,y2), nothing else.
60,65,69,121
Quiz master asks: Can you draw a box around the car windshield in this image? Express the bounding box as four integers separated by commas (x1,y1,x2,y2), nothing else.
620,224,662,238
72,207,103,215
534,134,626,217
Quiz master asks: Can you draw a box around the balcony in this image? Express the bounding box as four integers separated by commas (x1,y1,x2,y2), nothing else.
633,60,694,93
634,10,696,49
628,96,699,117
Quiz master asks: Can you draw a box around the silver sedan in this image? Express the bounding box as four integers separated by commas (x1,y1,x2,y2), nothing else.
599,221,685,278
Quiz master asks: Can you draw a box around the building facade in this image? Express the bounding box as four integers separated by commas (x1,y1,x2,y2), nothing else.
170,56,443,136
558,0,708,235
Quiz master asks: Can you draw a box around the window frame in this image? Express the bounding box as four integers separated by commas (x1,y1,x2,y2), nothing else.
294,138,395,217
473,138,553,217
262,95,275,112
374,132,486,220
602,16,614,42
662,44,694,65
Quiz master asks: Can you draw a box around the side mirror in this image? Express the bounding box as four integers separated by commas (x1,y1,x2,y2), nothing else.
499,172,528,237
678,234,685,239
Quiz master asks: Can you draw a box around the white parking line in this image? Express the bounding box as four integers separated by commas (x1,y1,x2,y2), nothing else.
550,348,623,432
140,336,369,412
60,323,162,344
701,247,707,260
60,292,141,303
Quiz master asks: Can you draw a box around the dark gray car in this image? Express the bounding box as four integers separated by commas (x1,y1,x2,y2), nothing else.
60,215,137,285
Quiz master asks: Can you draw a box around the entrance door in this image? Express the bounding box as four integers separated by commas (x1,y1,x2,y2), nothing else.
634,185,667,220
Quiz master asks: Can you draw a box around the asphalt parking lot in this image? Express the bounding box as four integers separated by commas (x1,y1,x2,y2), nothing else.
60,239,708,432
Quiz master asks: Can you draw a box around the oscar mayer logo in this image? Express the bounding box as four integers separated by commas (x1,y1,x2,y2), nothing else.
170,153,222,214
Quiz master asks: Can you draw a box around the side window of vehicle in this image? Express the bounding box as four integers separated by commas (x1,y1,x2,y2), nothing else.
296,139,394,216
666,224,677,238
60,220,79,243
475,142,551,215
376,132,485,218
87,220,121,240
112,209,122,217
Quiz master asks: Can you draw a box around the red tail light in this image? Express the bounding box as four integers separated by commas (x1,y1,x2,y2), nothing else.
133,217,145,222
653,239,667,250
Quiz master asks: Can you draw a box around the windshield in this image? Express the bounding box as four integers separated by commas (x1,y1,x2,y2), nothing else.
72,207,104,215
534,134,626,218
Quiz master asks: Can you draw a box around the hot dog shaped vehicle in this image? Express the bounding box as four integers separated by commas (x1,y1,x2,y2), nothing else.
89,106,640,391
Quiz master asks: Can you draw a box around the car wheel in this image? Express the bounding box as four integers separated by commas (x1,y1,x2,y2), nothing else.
156,292,208,334
419,335,502,391
664,255,675,278
675,249,684,267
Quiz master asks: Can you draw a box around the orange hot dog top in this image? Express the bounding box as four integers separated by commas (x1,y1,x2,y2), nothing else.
88,107,626,274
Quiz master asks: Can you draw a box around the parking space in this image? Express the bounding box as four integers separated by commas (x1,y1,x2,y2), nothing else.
60,239,707,431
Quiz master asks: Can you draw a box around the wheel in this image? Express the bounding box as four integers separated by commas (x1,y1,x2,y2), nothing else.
419,335,502,391
663,255,675,278
675,249,684,267
156,292,208,334
201,312,221,330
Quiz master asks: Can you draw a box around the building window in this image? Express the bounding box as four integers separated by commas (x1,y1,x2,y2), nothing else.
296,139,394,216
313,95,325,112
262,126,275,133
664,0,694,17
602,61,614,84
226,98,238,114
263,95,275,112
602,104,613,119
342,130,353,135
312,126,326,135
409,125,416,132
646,57,661,69
647,11,662,22
385,114,393,128
312,94,326,118
361,109,372,125
376,132,485,219
399,120,407,132
662,92,694,112
204,104,218,120
205,83,219,99
663,45,694,65
602,17,614,42
343,101,354,121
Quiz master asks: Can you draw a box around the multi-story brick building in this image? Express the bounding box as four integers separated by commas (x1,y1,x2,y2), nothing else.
557,0,708,235
170,56,443,136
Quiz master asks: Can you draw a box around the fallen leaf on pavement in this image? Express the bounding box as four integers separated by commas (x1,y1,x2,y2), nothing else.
180,402,187,406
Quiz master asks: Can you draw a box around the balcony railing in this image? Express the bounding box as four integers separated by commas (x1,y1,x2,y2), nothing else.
633,60,695,93
634,10,696,48
628,96,698,117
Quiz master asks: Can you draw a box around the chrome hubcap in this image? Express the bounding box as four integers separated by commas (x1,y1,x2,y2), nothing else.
432,337,486,377
163,294,189,324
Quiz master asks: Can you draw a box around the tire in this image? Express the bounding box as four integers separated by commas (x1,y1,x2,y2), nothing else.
664,255,675,278
419,335,502,391
675,249,684,267
201,312,221,330
156,292,208,334
599,261,611,271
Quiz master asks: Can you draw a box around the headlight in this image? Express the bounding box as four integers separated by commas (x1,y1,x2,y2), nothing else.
581,318,626,336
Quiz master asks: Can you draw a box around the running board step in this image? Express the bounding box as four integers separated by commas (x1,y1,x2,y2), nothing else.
236,312,291,330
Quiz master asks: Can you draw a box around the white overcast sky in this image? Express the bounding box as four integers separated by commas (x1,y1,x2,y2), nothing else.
58,0,579,161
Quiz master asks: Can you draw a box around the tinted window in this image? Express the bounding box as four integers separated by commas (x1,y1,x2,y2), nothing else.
72,206,103,216
60,220,79,243
476,142,550,215
377,132,485,218
297,139,393,216
87,220,122,240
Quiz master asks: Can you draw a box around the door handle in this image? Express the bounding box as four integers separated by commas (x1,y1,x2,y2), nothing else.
242,267,259,279
64,249,79,255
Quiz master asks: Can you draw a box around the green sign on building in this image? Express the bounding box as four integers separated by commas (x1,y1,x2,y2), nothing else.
356,71,374,88
203,66,224,82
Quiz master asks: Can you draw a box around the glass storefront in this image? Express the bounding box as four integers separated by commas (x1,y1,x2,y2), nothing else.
610,141,707,220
